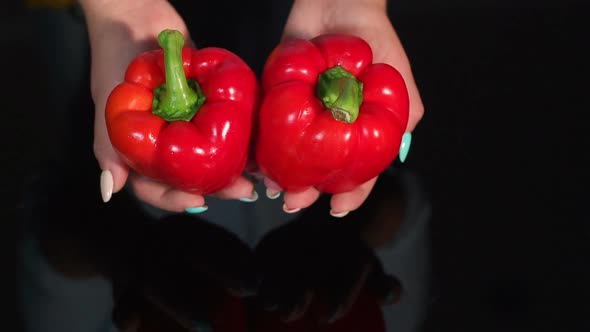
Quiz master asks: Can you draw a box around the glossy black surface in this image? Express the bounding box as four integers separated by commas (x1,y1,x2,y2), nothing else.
3,1,589,331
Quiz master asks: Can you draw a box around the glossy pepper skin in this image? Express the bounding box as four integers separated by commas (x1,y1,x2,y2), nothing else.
105,30,258,194
255,34,409,194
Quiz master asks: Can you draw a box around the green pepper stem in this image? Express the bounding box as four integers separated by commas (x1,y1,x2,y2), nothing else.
152,29,205,122
316,65,363,124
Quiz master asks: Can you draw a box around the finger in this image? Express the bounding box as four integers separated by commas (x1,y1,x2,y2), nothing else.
259,269,312,321
331,263,373,323
329,177,377,217
378,275,403,305
406,81,425,133
263,177,282,199
283,187,321,213
314,262,373,324
211,176,257,202
282,290,314,323
185,37,197,49
129,174,205,213
367,20,424,133
94,129,129,203
364,255,403,305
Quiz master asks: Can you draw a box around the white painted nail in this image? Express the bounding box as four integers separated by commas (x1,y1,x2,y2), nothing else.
100,169,113,203
185,206,208,214
239,190,259,203
266,188,281,200
330,210,350,218
283,204,301,214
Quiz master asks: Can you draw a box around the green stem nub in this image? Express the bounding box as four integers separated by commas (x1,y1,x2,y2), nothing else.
316,65,363,124
152,29,205,122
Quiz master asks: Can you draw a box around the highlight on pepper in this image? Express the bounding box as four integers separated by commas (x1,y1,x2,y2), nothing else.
255,33,410,194
104,29,258,194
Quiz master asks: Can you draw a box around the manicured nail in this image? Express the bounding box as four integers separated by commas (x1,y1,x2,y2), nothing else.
239,190,259,202
266,188,281,199
185,206,208,214
384,290,400,305
399,132,412,163
100,169,113,203
386,277,403,304
192,320,212,332
283,204,301,214
329,210,349,218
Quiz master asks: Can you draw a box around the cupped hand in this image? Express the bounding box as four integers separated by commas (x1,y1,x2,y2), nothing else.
82,0,256,213
98,214,256,332
112,214,256,332
266,0,424,217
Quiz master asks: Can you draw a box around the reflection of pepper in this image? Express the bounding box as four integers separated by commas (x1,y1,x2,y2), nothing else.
254,289,385,332
256,34,409,193
106,30,258,194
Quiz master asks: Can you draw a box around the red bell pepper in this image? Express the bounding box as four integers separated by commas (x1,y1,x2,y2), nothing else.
255,34,409,194
105,29,258,194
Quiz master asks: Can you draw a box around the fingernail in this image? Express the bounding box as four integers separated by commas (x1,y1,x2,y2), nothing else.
385,277,403,305
192,320,212,332
329,210,349,218
239,190,259,203
266,188,281,199
100,169,113,202
185,206,208,214
384,290,400,305
283,204,301,214
399,132,412,163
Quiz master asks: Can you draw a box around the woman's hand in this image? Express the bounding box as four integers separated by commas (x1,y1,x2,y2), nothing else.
266,0,424,217
80,0,256,212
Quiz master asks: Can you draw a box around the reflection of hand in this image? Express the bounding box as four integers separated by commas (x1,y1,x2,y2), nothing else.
266,0,424,217
79,0,255,212
253,210,401,326
111,214,258,332
35,168,256,332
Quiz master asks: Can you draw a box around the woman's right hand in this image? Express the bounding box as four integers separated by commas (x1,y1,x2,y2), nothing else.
80,0,256,212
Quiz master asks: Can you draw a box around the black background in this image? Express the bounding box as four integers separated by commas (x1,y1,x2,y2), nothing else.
2,0,589,331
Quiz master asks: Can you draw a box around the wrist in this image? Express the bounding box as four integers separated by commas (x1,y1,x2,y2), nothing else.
79,0,160,17
284,0,387,40
81,0,189,52
80,0,185,41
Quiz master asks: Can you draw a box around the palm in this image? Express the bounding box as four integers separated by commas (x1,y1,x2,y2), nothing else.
86,2,255,212
273,1,424,216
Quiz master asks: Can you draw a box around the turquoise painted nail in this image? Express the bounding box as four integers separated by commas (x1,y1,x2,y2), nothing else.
239,190,259,203
399,132,412,163
385,290,399,304
185,206,208,214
